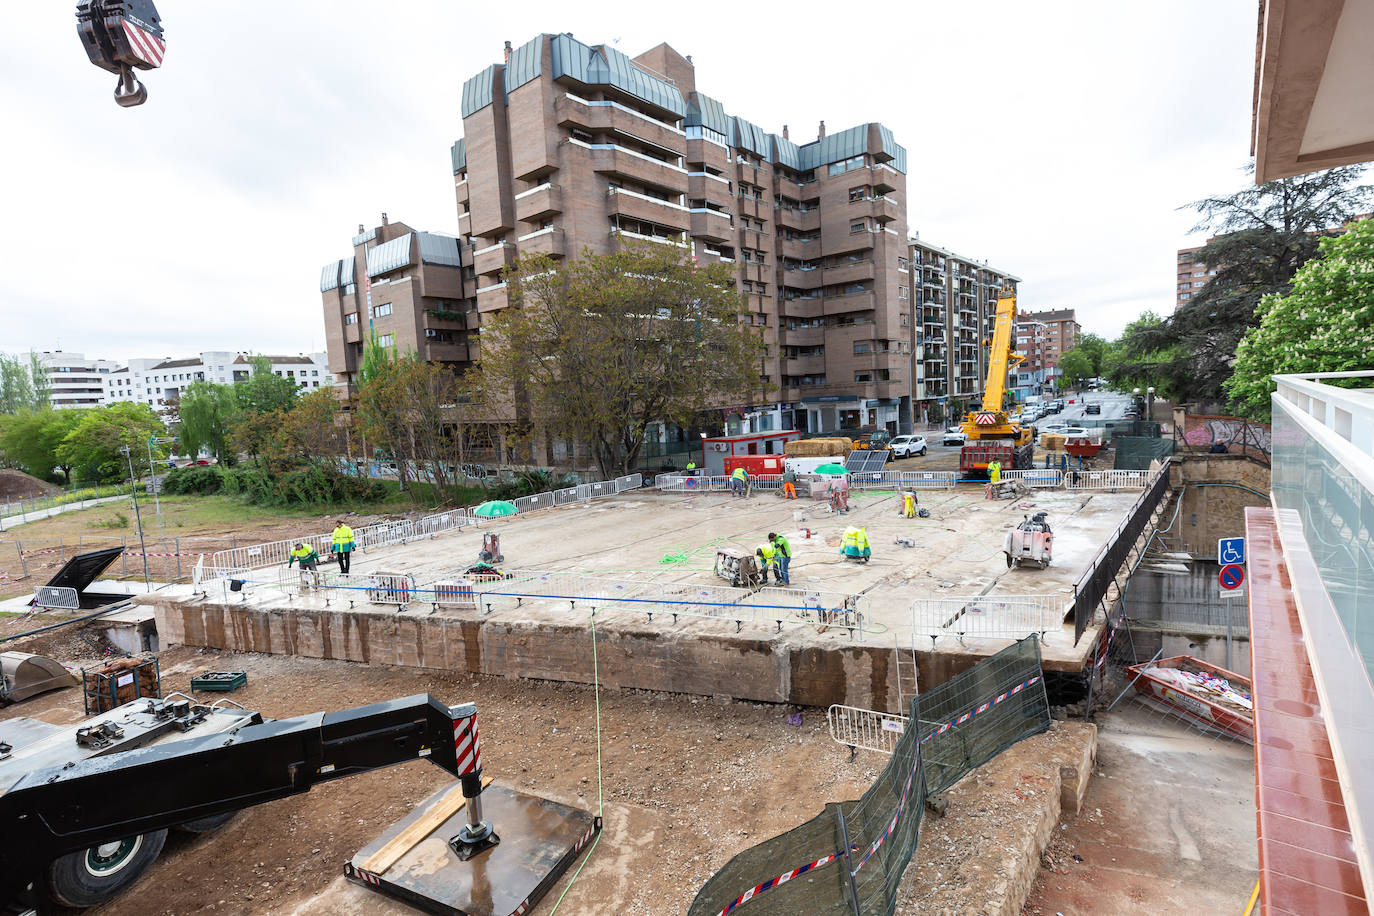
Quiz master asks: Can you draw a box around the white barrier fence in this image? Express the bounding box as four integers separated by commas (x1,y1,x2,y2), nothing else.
32,585,79,610
1062,469,1150,490
998,470,1063,488
828,703,910,756
912,594,1068,643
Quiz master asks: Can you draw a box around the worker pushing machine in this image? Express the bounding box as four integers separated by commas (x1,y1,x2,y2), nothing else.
840,527,871,563
730,466,750,498
331,519,355,573
288,541,322,589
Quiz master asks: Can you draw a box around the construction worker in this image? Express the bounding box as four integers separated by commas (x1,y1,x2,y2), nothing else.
288,541,321,589
988,460,1002,485
781,466,798,500
769,532,792,585
686,460,697,476
756,541,777,584
840,527,871,563
730,466,749,498
901,490,918,519
331,519,355,573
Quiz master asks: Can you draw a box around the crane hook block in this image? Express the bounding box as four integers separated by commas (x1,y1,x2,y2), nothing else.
76,0,164,107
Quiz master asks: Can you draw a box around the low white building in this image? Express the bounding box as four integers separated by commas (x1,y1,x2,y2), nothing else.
38,351,122,409
104,352,334,411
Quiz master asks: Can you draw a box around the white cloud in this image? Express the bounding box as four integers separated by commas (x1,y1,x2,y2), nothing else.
0,1,1256,361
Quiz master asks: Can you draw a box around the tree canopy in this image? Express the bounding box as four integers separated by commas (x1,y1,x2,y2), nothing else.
0,351,48,415
233,356,300,414
478,245,763,478
177,381,240,461
1125,164,1372,404
55,402,168,482
0,409,83,482
1226,217,1374,420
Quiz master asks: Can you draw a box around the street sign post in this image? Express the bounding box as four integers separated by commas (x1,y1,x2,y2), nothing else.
1217,537,1245,565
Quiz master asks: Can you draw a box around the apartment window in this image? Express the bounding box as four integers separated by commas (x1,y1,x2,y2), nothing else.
848,186,868,203
312,370,319,376
1179,293,1191,300
898,286,909,300
312,381,319,387
828,154,865,176
377,334,395,348
372,303,393,318
1192,281,1204,288
900,313,909,327
853,342,871,355
850,221,866,234
898,257,909,271
855,371,873,383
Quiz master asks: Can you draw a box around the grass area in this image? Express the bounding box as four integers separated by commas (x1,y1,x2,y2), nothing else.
0,482,130,520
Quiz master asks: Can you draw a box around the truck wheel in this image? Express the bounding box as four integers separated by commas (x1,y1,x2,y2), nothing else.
1005,553,1015,568
177,811,238,834
46,829,167,908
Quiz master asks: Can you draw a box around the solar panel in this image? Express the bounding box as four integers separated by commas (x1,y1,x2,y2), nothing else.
845,449,889,473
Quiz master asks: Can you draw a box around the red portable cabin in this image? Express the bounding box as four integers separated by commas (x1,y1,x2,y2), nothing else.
700,431,799,476
722,454,787,477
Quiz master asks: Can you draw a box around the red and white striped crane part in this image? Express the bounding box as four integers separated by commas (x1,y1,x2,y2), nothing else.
122,18,165,67
454,714,481,775
355,868,381,886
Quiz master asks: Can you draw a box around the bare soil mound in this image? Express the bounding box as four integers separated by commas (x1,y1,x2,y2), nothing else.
0,469,59,500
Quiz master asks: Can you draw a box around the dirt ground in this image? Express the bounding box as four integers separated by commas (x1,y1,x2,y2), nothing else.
0,469,59,501
1022,702,1258,915
4,646,1097,916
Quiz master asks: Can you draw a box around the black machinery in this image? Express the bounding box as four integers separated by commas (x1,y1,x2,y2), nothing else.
76,0,165,107
0,694,597,913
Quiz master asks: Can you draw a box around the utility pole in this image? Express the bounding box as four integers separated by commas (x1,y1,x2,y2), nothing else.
120,445,151,591
147,435,177,528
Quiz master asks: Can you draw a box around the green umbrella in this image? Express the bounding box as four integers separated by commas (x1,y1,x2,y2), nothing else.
813,463,849,475
473,500,518,518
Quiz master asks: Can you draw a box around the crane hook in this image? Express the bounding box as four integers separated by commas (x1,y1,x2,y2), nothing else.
113,65,147,107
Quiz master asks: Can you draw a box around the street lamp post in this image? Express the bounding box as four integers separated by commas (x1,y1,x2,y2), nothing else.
120,445,151,591
147,435,177,526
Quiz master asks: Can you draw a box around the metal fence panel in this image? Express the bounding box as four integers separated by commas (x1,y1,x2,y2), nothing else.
912,594,1066,643
32,586,79,610
828,704,909,755
999,469,1062,488
1063,469,1150,490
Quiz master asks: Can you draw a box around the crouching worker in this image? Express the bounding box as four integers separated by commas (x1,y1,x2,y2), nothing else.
756,541,778,584
288,541,322,589
730,466,749,498
840,526,871,563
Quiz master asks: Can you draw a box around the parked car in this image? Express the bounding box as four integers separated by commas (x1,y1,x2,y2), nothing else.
1040,422,1068,433
942,427,968,446
889,435,928,458
1061,427,1090,437
1085,403,1102,415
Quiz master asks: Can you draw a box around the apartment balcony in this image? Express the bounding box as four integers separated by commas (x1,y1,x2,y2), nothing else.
780,325,825,347
824,258,874,286
781,266,824,290
779,237,821,261
421,341,471,364
685,139,730,173
867,163,900,194
606,186,691,232
736,196,769,221
516,226,566,258
822,291,876,316
689,208,733,242
514,183,562,223
555,94,685,154
739,261,769,283
781,298,824,319
688,172,734,209
775,206,820,232
453,179,469,208
739,225,769,249
472,241,517,277
784,355,827,375
577,140,688,193
475,281,510,313
866,195,903,224
343,321,362,344
423,308,466,330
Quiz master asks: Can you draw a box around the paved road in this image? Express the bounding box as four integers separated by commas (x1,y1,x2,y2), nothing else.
0,494,128,532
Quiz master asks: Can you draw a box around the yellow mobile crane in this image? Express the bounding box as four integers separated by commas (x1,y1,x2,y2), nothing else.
959,286,1035,474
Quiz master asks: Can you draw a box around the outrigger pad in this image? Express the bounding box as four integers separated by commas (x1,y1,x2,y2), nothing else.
346,783,599,916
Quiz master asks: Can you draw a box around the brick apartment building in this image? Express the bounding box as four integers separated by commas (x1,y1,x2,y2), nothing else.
320,218,474,398
1175,246,1214,308
906,238,1019,423
447,33,913,436
1024,308,1080,370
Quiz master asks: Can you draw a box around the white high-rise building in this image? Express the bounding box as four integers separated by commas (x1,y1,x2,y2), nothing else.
37,351,122,409
104,352,334,410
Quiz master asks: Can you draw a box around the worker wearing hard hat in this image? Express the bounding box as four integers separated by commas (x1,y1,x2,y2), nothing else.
756,541,778,583
840,527,871,562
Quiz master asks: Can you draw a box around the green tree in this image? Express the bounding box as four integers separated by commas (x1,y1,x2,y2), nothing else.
357,323,395,387
1101,312,1183,397
0,409,83,482
0,351,48,414
1128,165,1372,404
1226,217,1374,420
56,403,168,483
479,246,764,478
177,381,240,462
1055,347,1095,390
233,356,300,415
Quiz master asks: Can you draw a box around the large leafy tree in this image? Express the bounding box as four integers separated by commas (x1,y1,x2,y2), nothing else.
1102,311,1184,397
177,381,241,462
56,402,168,482
0,351,48,414
1226,217,1374,420
479,245,763,478
0,409,83,482
1127,165,1372,404
233,355,300,415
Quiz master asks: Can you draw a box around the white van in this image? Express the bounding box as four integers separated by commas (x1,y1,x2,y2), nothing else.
784,456,847,476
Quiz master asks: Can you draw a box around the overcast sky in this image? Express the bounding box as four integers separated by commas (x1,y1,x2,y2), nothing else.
2,1,1257,362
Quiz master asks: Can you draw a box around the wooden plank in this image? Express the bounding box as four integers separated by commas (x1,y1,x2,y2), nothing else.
361,776,493,875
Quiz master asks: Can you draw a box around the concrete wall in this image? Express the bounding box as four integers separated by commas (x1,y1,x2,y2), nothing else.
1123,559,1251,675
1168,455,1271,556
151,598,905,711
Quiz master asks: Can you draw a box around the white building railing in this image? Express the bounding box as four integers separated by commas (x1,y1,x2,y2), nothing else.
912,594,1067,643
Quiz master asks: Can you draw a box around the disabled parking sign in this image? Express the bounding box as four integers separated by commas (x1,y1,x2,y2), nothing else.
1217,537,1245,565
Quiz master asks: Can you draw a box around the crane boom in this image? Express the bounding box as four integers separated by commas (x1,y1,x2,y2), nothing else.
979,288,1025,416
958,286,1034,472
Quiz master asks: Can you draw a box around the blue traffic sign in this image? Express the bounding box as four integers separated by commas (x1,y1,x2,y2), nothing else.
1217,537,1245,565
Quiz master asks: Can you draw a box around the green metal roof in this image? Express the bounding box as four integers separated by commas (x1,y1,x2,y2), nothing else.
772,134,801,170
450,138,466,173
549,33,686,117
732,116,770,157
461,65,501,118
685,91,729,134
876,124,908,172
503,35,544,92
